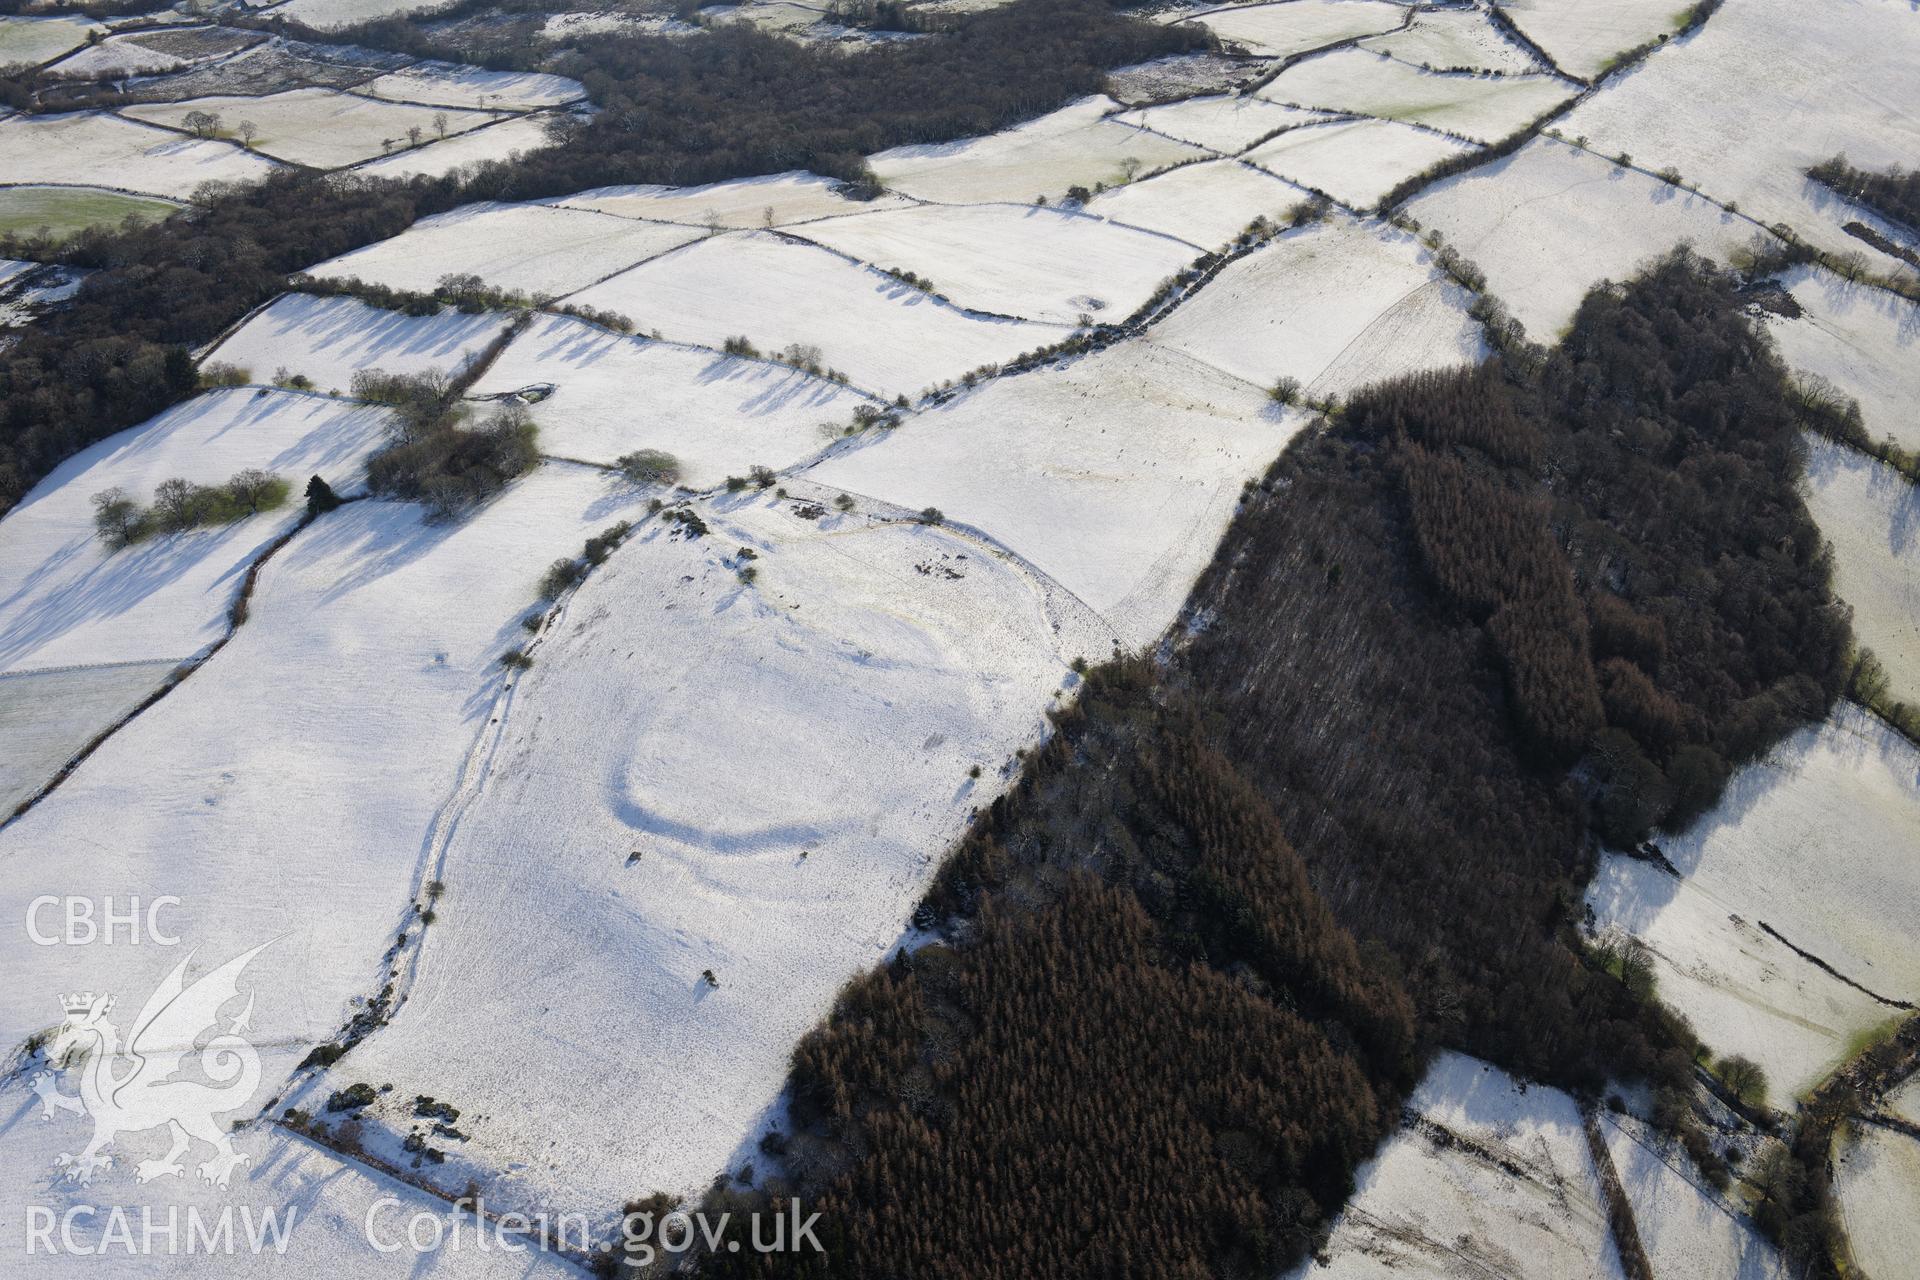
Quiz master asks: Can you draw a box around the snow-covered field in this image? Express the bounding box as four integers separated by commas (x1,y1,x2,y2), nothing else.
1495,0,1694,80
788,202,1200,322
43,32,196,80
1085,158,1308,250
1292,1052,1626,1280
808,341,1296,649
1148,216,1484,400
349,114,559,180
866,95,1206,205
0,465,656,1077
0,14,102,67
1833,1122,1920,1280
1114,94,1335,156
358,63,586,110
566,230,1063,401
549,170,914,228
1180,0,1406,58
1259,48,1578,143
1242,117,1476,208
304,201,704,299
5,1,1917,1264
0,659,177,816
1766,267,1920,455
298,490,1109,1215
1560,0,1920,275
1600,1113,1787,1280
203,293,516,395
0,389,390,677
1801,438,1920,707
467,312,873,485
270,0,463,31
123,91,501,171
1891,1077,1920,1127
1586,705,1920,1096
1360,6,1544,75
0,112,277,200
1407,137,1753,337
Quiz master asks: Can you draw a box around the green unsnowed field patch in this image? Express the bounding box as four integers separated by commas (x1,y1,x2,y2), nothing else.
0,186,180,240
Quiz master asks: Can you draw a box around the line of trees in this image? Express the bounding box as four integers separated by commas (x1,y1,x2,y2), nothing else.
1808,154,1920,234
91,468,290,548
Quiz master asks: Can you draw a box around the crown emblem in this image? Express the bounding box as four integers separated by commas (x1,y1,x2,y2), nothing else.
60,992,99,1015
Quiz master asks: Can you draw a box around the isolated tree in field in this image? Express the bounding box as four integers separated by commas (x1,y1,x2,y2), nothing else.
226,468,283,513
91,487,143,548
1120,155,1142,182
305,475,341,516
1717,1055,1767,1108
151,477,202,531
1618,938,1657,1001
616,449,681,486
237,120,258,147
433,112,448,139
407,125,424,148
182,110,222,139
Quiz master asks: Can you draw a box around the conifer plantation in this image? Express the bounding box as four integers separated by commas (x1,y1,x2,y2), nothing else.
690,252,1854,1278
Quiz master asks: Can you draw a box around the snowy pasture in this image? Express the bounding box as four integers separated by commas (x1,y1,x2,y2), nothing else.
788,202,1201,322
808,341,1297,650
1801,439,1920,707
1560,0,1920,274
304,201,705,298
1601,1113,1788,1280
1292,1052,1625,1280
0,14,102,67
866,95,1206,205
300,492,1109,1215
43,32,196,80
0,465,657,1076
1360,6,1544,75
1834,1123,1920,1280
1085,158,1308,251
0,112,277,200
549,170,914,228
350,115,559,180
358,63,586,110
1766,267,1920,455
1148,216,1484,400
1114,94,1336,156
0,389,390,677
271,0,465,30
1892,1077,1920,1127
467,312,873,486
123,91,501,170
1180,0,1407,58
202,293,517,394
1494,0,1696,80
1407,137,1753,337
1242,117,1476,208
0,659,177,816
566,230,1063,401
1258,47,1578,144
1586,705,1920,1095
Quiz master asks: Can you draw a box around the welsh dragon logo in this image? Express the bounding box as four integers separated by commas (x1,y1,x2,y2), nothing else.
32,942,270,1190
